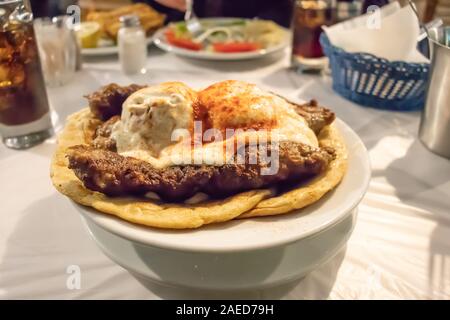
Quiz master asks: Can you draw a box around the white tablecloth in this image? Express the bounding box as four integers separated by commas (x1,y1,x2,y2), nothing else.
1,48,449,299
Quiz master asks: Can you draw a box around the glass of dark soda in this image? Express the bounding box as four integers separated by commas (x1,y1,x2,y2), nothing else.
0,0,52,149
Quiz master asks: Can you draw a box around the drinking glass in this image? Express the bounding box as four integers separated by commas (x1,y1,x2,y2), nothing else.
0,0,53,149
291,0,337,72
34,15,77,87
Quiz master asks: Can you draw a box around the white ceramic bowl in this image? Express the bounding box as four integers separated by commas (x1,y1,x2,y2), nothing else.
74,118,370,290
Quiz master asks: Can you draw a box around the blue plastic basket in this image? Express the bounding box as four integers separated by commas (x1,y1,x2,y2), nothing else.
319,33,429,111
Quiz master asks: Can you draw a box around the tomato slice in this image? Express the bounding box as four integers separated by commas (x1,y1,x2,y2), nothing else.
213,42,260,53
165,29,202,51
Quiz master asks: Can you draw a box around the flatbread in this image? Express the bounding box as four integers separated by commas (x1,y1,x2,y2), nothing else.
50,108,347,229
50,109,271,229
238,125,347,218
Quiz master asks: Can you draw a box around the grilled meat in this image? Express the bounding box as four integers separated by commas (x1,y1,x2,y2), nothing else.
86,83,145,121
67,143,335,202
91,115,119,151
291,99,335,134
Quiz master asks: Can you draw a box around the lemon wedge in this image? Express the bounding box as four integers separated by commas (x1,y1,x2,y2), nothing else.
75,22,101,49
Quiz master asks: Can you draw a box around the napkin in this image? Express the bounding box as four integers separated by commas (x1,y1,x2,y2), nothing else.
323,1,429,63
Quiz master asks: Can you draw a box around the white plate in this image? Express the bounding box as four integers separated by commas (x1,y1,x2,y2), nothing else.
73,118,371,253
153,18,290,61
81,36,154,56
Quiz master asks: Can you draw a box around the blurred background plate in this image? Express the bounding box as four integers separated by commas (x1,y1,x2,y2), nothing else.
153,18,290,61
81,36,155,56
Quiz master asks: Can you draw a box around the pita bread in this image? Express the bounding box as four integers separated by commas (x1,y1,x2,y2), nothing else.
50,108,347,229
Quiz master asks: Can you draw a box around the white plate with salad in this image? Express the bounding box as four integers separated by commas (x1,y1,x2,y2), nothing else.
153,18,290,60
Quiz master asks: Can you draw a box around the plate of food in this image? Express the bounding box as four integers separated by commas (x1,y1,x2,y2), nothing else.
76,3,165,56
50,80,370,289
153,18,290,60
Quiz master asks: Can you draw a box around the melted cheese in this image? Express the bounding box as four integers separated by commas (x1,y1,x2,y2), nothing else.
110,80,318,168
198,80,317,146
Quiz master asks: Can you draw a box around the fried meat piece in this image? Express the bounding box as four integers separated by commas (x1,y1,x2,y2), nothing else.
91,116,120,151
292,99,335,134
67,143,335,202
85,83,145,121
86,4,165,40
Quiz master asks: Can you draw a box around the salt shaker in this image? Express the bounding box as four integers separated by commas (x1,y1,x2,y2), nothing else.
118,15,147,74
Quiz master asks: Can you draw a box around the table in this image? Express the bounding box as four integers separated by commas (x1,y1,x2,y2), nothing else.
1,48,449,299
